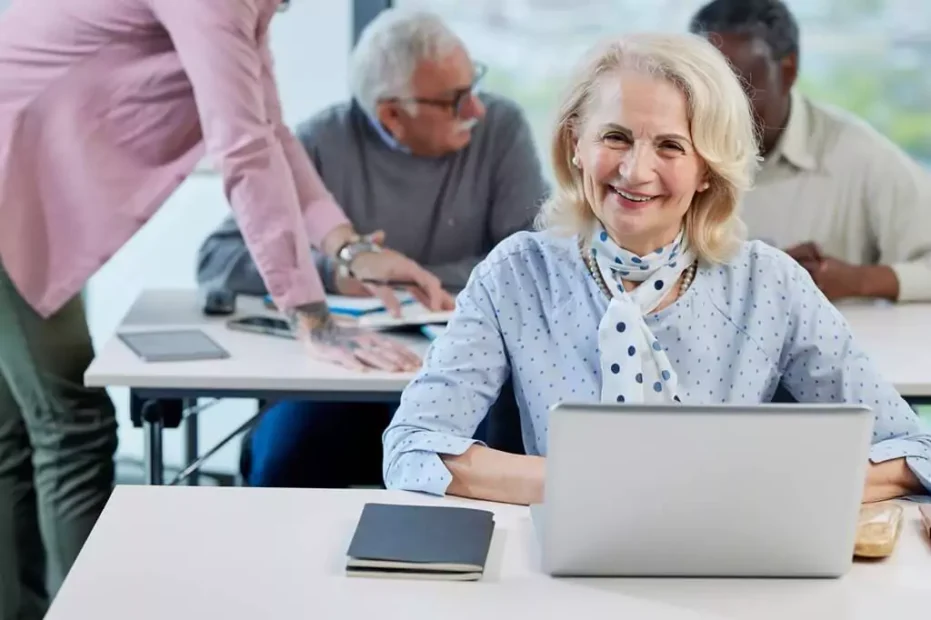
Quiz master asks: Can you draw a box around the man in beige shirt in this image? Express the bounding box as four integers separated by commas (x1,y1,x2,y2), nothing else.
690,0,931,302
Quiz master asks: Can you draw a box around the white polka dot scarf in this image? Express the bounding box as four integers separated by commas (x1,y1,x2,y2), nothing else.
590,224,695,404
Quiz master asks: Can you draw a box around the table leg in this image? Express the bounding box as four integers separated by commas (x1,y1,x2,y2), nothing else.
143,414,164,486
130,392,183,486
182,398,199,486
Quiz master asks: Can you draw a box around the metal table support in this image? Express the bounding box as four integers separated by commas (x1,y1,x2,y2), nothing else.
129,387,401,486
182,398,199,486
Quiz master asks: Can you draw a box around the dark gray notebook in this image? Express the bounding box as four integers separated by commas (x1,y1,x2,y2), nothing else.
346,503,495,581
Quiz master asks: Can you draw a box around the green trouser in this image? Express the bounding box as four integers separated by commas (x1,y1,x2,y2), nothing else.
0,262,118,620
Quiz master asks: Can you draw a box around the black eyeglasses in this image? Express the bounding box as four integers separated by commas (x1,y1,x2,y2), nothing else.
381,62,488,118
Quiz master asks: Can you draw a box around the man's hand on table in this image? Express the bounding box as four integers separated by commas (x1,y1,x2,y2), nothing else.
299,228,455,371
290,302,421,372
332,229,456,316
784,241,878,301
333,273,371,298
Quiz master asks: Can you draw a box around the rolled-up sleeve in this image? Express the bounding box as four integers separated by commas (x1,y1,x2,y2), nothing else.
778,260,931,493
150,0,340,312
383,263,510,495
889,260,931,304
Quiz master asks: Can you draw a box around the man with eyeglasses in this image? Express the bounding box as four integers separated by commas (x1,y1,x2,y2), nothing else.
198,8,547,489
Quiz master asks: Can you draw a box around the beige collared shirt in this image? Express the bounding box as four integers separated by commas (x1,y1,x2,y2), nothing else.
741,91,931,301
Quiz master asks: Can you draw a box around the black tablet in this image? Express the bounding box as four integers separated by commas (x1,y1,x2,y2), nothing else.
118,329,230,363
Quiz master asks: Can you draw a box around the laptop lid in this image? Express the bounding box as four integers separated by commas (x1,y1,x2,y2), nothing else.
537,403,874,578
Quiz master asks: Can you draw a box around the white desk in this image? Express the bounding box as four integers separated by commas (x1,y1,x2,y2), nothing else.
88,292,931,398
85,289,430,485
837,303,931,401
47,487,931,620
85,291,931,486
86,289,428,394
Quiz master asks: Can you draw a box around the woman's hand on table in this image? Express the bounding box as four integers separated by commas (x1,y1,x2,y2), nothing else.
290,303,421,372
862,458,925,503
443,446,547,505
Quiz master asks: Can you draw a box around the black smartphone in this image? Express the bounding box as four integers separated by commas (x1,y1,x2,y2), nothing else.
226,315,294,339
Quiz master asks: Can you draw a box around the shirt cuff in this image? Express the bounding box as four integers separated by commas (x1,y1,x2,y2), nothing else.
890,261,931,302
869,438,931,494
302,196,350,250
383,432,478,496
320,255,339,294
268,263,328,312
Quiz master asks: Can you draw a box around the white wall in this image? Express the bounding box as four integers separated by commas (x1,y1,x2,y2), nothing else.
85,1,352,475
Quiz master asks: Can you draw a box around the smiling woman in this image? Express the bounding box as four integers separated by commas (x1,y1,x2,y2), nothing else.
537,34,755,264
381,31,931,507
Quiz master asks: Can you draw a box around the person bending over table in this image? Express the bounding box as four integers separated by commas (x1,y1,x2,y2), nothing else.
382,32,931,506
198,9,547,489
0,2,448,619
689,0,931,303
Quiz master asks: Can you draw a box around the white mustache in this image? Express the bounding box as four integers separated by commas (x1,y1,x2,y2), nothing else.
457,118,479,132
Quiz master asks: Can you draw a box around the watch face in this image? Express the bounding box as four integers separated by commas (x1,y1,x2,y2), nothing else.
344,241,379,260
337,237,359,261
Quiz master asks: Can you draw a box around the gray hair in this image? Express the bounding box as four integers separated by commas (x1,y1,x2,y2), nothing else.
349,9,465,117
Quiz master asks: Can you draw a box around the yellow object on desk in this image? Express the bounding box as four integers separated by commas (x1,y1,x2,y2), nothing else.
854,503,904,559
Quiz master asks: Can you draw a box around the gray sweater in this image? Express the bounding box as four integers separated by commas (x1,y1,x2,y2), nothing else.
196,93,548,295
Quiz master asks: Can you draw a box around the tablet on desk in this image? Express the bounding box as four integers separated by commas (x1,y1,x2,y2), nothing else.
118,329,230,363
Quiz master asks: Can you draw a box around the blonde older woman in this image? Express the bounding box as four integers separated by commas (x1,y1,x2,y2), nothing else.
382,33,931,506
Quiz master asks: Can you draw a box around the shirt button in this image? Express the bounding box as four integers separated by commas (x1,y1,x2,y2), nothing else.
447,218,455,226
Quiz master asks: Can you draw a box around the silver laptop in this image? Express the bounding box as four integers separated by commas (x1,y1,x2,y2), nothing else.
532,403,874,578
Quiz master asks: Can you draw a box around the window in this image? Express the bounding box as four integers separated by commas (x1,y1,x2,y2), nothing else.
397,0,931,165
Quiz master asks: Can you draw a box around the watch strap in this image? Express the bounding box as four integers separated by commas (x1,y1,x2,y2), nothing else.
335,234,382,278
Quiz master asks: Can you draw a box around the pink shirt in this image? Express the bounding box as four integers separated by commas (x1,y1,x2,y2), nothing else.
0,0,349,317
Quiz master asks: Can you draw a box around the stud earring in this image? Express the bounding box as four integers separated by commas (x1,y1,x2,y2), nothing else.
571,154,581,168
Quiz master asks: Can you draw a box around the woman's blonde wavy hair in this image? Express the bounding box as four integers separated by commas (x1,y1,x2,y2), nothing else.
535,32,759,263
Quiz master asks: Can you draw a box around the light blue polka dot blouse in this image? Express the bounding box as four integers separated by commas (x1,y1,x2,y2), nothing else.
382,231,931,496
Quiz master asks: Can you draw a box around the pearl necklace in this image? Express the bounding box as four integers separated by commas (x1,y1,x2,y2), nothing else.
579,238,697,301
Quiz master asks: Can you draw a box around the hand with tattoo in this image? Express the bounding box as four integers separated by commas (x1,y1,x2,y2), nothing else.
288,302,421,372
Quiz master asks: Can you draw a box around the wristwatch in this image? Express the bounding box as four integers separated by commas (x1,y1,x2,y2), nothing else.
334,234,382,279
